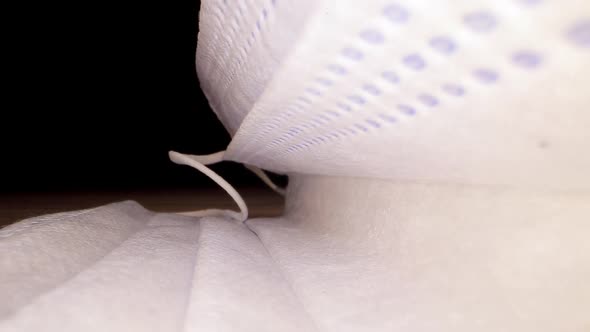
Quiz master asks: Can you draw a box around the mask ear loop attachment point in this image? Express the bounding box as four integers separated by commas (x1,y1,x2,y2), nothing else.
244,165,286,196
169,151,248,222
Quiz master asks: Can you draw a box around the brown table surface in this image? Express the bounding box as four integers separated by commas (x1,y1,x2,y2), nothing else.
0,188,285,228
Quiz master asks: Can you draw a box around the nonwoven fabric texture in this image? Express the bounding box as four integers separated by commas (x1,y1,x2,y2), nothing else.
197,0,590,191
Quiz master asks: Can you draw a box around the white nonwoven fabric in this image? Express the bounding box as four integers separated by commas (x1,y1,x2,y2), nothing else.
197,0,590,191
196,0,319,134
0,201,313,332
250,175,590,332
2,0,589,330
2,176,589,332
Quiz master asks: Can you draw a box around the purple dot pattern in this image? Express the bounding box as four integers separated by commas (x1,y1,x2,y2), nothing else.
326,110,340,117
337,102,352,112
362,84,381,96
442,83,465,96
473,68,499,83
355,124,369,132
429,36,457,54
274,5,578,157
567,19,590,48
418,94,439,107
518,0,543,5
342,47,364,61
403,54,426,70
379,113,397,123
464,11,497,32
360,29,385,44
328,64,347,75
366,119,381,128
383,4,409,23
212,0,282,78
316,78,333,86
398,104,416,116
347,128,358,135
348,95,366,105
382,71,400,84
305,88,322,96
512,51,542,68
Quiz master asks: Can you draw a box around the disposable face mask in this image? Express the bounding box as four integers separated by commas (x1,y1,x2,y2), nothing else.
2,1,589,331
197,0,590,191
170,0,590,221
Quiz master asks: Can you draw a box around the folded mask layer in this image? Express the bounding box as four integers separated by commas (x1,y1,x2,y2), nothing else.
196,0,319,134
2,176,589,331
197,0,590,191
246,175,590,331
0,201,313,332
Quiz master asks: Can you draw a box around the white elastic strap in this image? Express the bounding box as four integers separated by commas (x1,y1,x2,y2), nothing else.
244,165,286,196
169,150,248,222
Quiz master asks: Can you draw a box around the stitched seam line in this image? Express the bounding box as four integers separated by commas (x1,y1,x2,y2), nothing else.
179,217,205,332
245,220,322,332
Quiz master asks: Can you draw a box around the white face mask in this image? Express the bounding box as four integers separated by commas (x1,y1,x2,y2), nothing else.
195,0,590,192
2,4,589,331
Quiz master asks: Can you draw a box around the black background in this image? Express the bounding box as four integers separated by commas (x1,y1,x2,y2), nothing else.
2,0,264,192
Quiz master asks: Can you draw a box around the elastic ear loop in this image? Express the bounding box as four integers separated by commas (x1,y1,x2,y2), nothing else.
169,150,285,222
244,165,286,196
169,151,247,222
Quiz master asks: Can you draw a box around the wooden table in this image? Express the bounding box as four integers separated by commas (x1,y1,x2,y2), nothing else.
0,188,285,228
